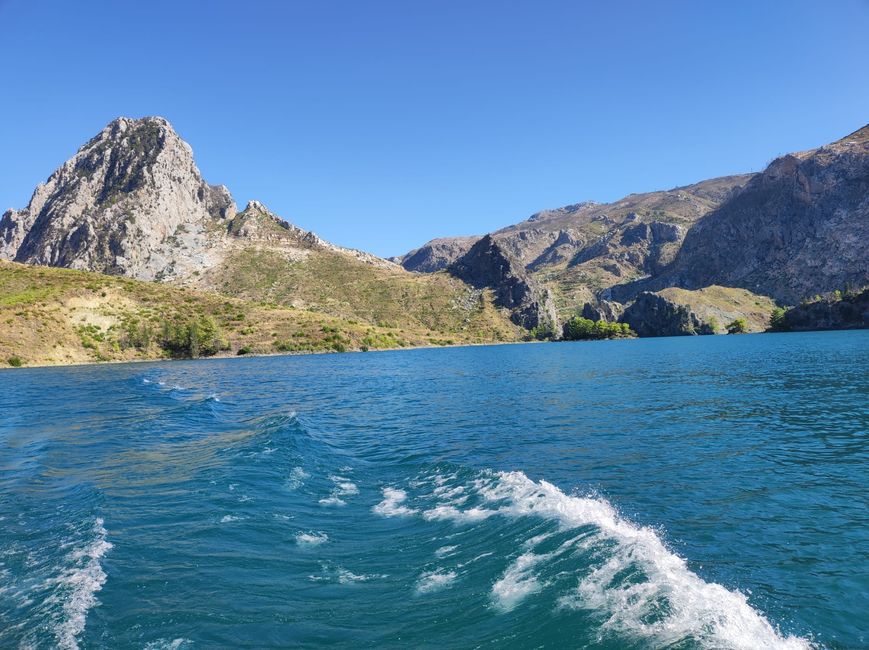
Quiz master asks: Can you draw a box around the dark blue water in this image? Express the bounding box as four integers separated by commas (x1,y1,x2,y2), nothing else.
1,331,867,649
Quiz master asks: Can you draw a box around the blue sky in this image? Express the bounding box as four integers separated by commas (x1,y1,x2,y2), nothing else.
1,1,868,257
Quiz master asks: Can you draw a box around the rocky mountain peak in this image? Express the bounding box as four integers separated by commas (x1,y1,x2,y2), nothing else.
0,116,236,280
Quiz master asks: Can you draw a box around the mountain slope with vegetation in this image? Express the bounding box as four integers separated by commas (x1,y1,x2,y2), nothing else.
0,260,517,367
0,117,523,340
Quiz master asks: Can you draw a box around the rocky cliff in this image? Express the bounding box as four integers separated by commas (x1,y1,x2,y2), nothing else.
777,288,869,331
449,235,558,330
0,117,519,339
1,117,236,281
394,236,480,273
619,292,713,337
613,125,869,304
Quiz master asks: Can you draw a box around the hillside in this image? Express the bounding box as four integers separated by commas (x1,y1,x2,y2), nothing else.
3,116,867,348
0,117,525,334
612,125,869,304
399,124,868,323
0,261,518,367
773,287,869,332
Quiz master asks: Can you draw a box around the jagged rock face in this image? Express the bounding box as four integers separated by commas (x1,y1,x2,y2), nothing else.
619,126,869,304
1,117,236,280
397,236,480,272
780,289,869,331
581,300,624,323
227,200,317,245
527,229,585,270
449,235,557,330
619,291,712,337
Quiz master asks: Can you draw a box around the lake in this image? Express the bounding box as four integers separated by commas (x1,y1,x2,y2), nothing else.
1,331,867,649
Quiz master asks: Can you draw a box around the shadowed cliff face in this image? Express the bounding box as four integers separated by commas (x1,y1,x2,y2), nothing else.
449,235,557,330
611,126,869,304
779,288,869,331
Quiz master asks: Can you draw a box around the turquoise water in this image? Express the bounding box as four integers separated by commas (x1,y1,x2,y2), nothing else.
1,331,867,649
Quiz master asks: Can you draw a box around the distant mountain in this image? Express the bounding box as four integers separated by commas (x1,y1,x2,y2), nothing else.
398,124,869,325
4,116,867,345
1,117,235,279
0,117,521,338
612,125,869,304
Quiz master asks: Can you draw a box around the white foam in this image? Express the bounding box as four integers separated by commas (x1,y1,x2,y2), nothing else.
416,569,458,594
422,504,496,523
329,476,359,496
491,551,547,612
47,518,112,650
396,471,812,649
490,472,812,649
373,487,417,517
308,563,387,584
143,639,191,650
285,467,309,490
220,515,242,523
434,545,458,558
295,531,329,546
318,496,346,507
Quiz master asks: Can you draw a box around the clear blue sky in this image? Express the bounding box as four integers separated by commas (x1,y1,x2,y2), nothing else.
1,1,868,257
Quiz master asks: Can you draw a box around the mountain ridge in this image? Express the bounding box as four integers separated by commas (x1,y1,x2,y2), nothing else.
3,116,867,348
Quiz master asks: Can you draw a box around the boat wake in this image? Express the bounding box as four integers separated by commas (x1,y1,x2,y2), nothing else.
375,469,813,650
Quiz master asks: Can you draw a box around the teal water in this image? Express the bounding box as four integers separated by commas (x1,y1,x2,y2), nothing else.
1,331,867,649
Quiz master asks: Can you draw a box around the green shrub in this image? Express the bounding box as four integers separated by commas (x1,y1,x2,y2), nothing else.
159,315,225,358
769,307,788,331
726,318,748,334
237,345,253,356
7,355,23,367
563,317,634,341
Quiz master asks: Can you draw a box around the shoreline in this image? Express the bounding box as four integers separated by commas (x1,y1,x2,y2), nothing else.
4,328,866,372
0,338,543,371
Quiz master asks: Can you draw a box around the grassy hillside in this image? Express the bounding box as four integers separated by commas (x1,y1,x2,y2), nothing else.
656,286,778,333
203,247,518,336
0,261,519,368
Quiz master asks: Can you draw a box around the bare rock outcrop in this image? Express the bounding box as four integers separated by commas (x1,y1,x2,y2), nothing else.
619,291,713,337
778,288,869,331
396,236,480,272
449,235,557,330
612,125,869,304
0,117,236,281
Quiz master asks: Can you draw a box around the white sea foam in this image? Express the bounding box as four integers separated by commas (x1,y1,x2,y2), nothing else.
434,545,458,558
373,487,417,516
505,473,812,649
423,504,496,523
285,467,309,490
398,471,812,649
491,551,547,612
295,531,329,546
46,518,112,650
220,515,242,523
416,569,458,594
308,563,387,584
143,639,192,650
329,476,359,495
319,496,346,507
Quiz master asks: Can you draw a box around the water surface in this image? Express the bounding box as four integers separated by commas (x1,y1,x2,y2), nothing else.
1,331,867,648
